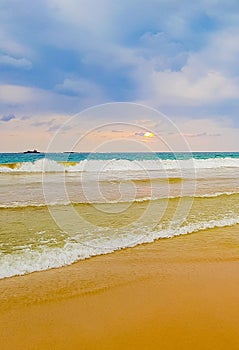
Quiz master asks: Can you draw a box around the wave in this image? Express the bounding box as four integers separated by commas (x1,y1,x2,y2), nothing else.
1,215,239,279
1,157,239,173
0,191,238,209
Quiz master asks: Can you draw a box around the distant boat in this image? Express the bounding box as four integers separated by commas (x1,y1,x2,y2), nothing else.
23,149,40,154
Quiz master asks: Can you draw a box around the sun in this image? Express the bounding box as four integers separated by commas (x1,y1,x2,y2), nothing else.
144,132,154,138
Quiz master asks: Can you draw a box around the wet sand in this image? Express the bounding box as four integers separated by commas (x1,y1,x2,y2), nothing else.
1,225,239,349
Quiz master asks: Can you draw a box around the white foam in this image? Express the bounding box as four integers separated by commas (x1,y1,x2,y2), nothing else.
1,215,239,279
0,191,238,209
1,157,239,173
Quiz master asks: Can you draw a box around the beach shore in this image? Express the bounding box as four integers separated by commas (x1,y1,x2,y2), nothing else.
1,225,239,350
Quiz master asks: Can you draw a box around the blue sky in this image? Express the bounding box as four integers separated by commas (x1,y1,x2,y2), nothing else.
0,0,239,151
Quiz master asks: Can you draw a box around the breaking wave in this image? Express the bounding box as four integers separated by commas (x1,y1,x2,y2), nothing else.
1,215,239,279
0,191,238,209
1,157,239,173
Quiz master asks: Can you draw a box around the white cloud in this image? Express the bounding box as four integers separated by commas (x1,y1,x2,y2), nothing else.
49,0,115,30
0,85,34,104
145,69,239,106
0,54,32,69
0,27,33,58
1,0,239,148
180,27,239,80
0,83,106,116
45,0,118,51
55,78,105,99
135,25,239,108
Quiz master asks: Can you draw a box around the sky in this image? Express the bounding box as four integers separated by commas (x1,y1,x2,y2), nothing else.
0,0,239,152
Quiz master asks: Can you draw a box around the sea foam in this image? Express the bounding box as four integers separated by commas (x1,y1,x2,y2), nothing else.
0,157,239,173
1,215,239,279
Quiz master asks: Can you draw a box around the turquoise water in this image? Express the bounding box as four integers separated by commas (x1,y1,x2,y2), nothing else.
0,152,239,164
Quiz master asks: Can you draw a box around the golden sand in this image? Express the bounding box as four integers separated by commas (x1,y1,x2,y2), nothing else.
1,225,239,349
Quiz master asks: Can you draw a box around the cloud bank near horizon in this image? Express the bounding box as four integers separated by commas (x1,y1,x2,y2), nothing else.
0,0,239,151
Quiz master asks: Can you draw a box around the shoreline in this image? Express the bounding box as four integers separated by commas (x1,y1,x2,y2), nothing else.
1,225,239,349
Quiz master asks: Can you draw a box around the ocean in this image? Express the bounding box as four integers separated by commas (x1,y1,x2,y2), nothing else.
0,152,239,279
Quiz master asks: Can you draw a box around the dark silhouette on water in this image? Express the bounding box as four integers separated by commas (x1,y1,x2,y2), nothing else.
23,149,40,154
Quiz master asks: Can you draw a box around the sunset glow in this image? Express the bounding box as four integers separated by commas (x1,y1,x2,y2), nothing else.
144,132,154,138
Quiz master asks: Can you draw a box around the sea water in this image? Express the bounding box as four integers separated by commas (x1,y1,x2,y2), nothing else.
0,152,239,279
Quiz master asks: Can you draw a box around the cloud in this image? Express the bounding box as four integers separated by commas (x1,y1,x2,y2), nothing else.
0,114,16,122
0,54,32,69
1,0,239,151
183,132,207,138
55,78,105,101
134,132,145,137
0,84,102,116
137,32,188,71
0,28,32,57
144,69,239,107
29,118,68,133
20,115,32,120
30,119,56,128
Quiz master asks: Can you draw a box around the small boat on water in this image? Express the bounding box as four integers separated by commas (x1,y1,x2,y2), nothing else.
23,149,40,154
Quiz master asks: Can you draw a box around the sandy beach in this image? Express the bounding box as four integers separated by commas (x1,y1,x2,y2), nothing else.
1,1,239,348
1,224,239,350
